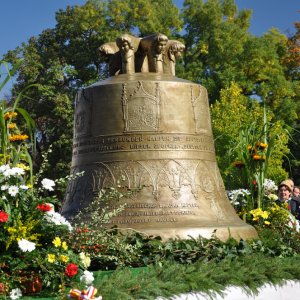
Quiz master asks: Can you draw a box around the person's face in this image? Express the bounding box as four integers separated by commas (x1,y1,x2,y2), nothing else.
294,187,300,197
156,40,167,54
278,185,291,201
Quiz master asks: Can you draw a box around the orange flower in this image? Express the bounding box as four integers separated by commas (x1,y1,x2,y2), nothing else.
247,145,256,154
9,134,29,141
8,123,16,129
252,154,266,161
255,142,268,150
4,112,17,120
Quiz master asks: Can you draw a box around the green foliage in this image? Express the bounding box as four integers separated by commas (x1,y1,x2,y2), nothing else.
65,216,300,271
64,226,300,299
211,82,290,189
85,253,300,299
18,253,300,300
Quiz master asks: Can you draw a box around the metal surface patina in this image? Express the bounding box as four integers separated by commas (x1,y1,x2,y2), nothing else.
61,33,257,241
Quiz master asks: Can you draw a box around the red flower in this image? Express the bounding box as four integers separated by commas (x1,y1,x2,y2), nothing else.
65,263,78,278
233,161,245,169
36,203,52,212
0,211,8,222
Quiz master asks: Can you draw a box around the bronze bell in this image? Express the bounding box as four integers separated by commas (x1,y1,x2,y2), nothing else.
61,33,257,241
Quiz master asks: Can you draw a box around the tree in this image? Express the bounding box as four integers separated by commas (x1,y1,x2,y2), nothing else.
181,0,298,124
281,15,300,184
180,0,252,99
4,0,182,178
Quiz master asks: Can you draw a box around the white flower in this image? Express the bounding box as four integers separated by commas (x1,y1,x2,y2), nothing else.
10,167,25,176
41,178,55,191
18,239,36,252
20,185,29,190
228,189,250,205
288,214,300,232
1,184,9,191
45,211,72,230
8,185,19,197
263,179,278,194
9,288,22,300
3,168,14,178
0,164,10,173
80,270,94,285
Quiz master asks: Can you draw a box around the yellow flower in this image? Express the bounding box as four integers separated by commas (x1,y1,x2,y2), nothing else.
8,123,16,129
261,211,269,219
61,241,68,251
52,237,61,247
250,208,262,216
9,134,29,141
48,254,56,263
16,163,30,171
7,227,17,234
59,255,69,263
264,221,270,225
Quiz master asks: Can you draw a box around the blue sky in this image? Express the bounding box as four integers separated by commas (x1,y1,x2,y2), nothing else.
0,0,299,97
0,0,298,58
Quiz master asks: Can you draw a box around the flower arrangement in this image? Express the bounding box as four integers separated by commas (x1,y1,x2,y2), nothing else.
0,64,100,297
0,162,90,297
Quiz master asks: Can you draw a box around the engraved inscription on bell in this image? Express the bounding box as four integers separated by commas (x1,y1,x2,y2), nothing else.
61,33,257,241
